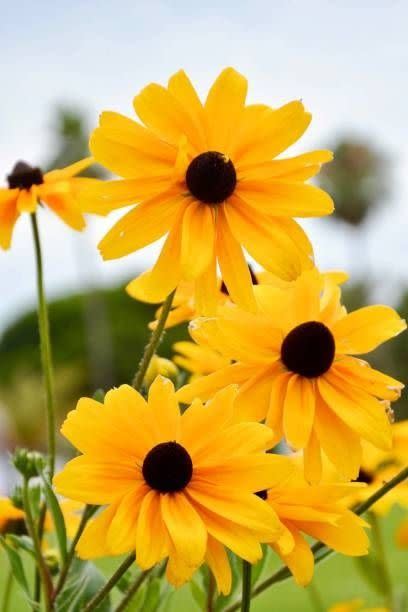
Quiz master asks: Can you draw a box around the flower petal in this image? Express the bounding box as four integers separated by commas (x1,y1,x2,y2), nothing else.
76,504,117,559
181,202,215,280
136,490,170,569
332,305,406,355
333,358,403,401
0,190,19,249
238,150,333,181
17,188,37,213
296,510,369,556
205,536,232,595
283,376,315,450
176,362,256,404
107,484,149,555
271,522,314,586
148,376,180,441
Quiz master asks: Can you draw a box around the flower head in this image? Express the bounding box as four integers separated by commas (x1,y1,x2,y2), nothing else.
178,270,406,482
54,378,292,592
0,157,97,249
0,497,26,535
89,68,333,312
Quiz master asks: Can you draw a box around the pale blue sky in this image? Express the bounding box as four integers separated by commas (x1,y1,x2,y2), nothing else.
1,1,408,332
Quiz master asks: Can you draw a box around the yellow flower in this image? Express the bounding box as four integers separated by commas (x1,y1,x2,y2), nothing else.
177,270,406,482
0,157,98,249
89,67,333,312
349,420,408,514
0,497,25,534
265,474,369,586
329,599,389,612
173,341,231,380
53,378,292,592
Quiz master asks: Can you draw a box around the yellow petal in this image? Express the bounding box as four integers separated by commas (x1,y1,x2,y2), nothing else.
238,150,333,181
194,253,219,316
271,523,314,586
283,376,315,450
333,358,403,401
237,180,334,217
168,69,207,148
181,202,215,280
234,367,276,422
296,510,369,556
98,190,184,260
303,429,322,484
205,67,247,153
107,485,149,555
161,492,207,567
314,396,361,481
0,190,19,250
289,269,322,326
44,157,94,181
17,188,37,213
53,456,142,505
136,490,169,569
125,211,184,303
176,362,256,404
134,82,204,152
41,192,86,230
81,177,174,214
148,376,180,440
233,101,311,167
76,504,117,559
318,374,392,451
332,305,406,355
266,372,292,445
216,205,257,312
205,536,232,595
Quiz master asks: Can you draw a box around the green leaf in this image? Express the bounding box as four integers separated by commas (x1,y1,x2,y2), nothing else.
41,474,67,564
353,555,388,596
143,578,162,612
0,536,30,596
190,576,206,609
56,559,111,612
5,534,35,558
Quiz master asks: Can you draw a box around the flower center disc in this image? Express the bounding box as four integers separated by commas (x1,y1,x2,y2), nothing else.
7,161,43,190
142,441,193,493
186,151,236,204
281,321,335,378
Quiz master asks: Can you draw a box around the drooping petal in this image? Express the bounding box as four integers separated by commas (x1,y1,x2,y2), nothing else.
204,67,248,153
205,536,232,595
271,522,314,586
332,305,406,355
180,202,216,280
234,367,276,422
17,188,37,213
303,428,322,485
107,485,149,555
216,205,257,312
41,192,86,230
136,490,170,569
283,376,315,450
318,374,392,450
161,492,207,568
296,511,369,556
176,362,257,404
0,190,19,249
76,504,117,559
98,190,185,260
194,253,219,316
332,358,403,401
44,157,94,182
266,372,292,445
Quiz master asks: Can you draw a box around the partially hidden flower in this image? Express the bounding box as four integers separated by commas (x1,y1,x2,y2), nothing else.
0,497,26,534
53,378,292,594
329,599,389,612
177,269,406,482
173,341,231,381
0,157,97,249
88,67,334,312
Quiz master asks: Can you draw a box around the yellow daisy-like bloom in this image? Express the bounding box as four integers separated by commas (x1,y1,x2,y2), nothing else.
349,420,408,514
173,341,231,381
329,600,389,612
53,378,292,593
0,497,25,534
89,67,334,312
0,157,98,249
177,270,406,482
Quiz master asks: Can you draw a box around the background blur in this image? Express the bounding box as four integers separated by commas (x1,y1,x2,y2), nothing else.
1,2,408,610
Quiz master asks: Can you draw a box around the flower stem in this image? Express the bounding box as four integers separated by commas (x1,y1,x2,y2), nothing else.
241,561,252,612
114,569,151,612
83,553,136,612
131,290,176,391
225,465,408,612
30,213,56,477
22,478,53,611
52,505,97,602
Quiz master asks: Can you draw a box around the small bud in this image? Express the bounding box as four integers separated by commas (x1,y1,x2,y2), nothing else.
44,549,60,575
11,449,46,480
9,486,24,510
144,356,179,388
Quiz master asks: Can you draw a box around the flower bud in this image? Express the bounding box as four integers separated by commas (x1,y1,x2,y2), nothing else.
11,449,46,480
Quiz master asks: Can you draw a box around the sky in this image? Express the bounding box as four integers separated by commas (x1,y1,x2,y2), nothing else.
1,0,408,334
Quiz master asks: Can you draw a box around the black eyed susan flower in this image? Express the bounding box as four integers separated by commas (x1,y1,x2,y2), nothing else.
177,270,406,483
173,341,231,381
0,157,97,249
53,378,293,592
88,68,334,312
0,497,26,535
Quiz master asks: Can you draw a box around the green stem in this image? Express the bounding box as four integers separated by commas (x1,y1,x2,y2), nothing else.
225,465,408,612
30,213,56,477
2,570,13,612
207,572,215,612
307,581,325,612
34,502,47,603
131,290,176,390
241,561,252,612
22,478,53,611
53,505,97,602
83,553,136,612
368,511,393,603
114,570,151,612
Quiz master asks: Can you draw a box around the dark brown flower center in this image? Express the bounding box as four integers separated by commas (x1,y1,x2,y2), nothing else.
7,161,43,190
186,151,236,204
1,518,27,536
256,489,268,500
354,468,374,485
142,441,193,493
281,321,335,378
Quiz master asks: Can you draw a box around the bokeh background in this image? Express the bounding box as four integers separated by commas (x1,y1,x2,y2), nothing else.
1,2,407,609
